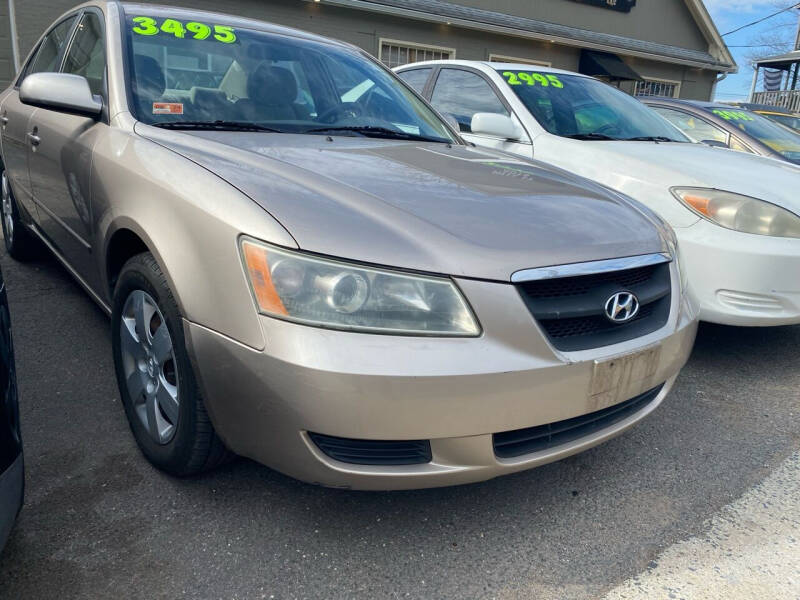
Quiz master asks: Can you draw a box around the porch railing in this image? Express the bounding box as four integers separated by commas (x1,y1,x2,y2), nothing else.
751,90,800,112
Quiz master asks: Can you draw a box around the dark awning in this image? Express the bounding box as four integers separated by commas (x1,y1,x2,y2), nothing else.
579,50,642,81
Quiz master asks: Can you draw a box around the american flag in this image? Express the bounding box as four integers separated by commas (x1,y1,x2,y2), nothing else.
763,69,784,91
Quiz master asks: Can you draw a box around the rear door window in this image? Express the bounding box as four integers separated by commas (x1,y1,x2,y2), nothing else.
397,68,431,94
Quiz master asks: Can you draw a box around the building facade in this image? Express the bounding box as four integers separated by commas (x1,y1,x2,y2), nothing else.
0,0,735,99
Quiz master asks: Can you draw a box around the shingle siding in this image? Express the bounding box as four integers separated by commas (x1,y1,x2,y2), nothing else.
450,0,710,53
1,0,721,100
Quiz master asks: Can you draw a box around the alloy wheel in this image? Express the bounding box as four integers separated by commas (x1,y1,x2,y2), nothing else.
119,290,180,444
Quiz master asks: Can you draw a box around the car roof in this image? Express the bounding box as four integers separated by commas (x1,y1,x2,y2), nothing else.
641,97,750,112
729,102,793,114
394,59,588,79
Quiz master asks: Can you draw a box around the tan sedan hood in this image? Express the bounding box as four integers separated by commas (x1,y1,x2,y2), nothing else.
138,127,666,281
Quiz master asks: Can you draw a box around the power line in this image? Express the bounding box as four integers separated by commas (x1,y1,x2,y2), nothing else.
722,2,800,37
728,44,791,48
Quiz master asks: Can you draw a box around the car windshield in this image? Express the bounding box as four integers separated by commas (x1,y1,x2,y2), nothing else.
123,11,456,143
496,69,689,142
760,112,800,133
704,108,800,162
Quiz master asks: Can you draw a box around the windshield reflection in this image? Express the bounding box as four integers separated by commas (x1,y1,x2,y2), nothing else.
497,70,688,142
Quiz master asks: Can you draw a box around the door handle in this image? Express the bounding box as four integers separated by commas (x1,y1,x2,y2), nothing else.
27,132,40,147
0,116,8,126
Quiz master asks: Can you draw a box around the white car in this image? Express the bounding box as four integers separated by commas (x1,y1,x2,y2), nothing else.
395,61,800,326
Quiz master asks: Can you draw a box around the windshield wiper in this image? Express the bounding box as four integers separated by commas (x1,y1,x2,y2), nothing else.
152,120,286,133
302,125,445,143
564,133,617,141
622,136,682,143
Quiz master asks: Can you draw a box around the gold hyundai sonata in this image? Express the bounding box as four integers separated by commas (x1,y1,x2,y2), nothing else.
0,2,697,489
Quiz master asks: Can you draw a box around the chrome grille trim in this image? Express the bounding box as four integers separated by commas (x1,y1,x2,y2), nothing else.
511,253,672,283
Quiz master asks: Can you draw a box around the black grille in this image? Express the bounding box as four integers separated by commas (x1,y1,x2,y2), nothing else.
518,261,671,352
309,433,432,466
493,384,664,459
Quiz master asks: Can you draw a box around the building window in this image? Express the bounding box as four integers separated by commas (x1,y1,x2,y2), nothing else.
634,78,681,98
378,39,455,69
488,54,551,67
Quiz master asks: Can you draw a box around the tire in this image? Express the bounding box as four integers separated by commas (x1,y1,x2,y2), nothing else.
111,252,233,476
1,170,39,260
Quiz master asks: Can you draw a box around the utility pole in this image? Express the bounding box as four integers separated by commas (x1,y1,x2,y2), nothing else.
7,0,19,73
795,6,800,50
793,8,800,90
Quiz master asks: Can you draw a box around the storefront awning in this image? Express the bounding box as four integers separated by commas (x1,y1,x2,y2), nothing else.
579,50,642,81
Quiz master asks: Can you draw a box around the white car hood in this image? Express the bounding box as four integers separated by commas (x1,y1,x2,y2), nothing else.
540,139,800,223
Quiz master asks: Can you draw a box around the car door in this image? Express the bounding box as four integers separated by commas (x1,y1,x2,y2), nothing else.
27,9,106,286
1,15,79,223
428,67,532,157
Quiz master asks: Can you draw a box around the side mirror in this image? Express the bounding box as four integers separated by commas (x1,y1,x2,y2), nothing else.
471,113,523,141
19,73,102,118
701,139,729,149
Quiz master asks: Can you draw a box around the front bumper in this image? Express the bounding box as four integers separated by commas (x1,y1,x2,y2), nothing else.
677,219,800,326
186,273,697,490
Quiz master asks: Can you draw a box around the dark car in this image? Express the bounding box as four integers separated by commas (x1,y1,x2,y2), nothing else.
644,98,800,164
0,263,21,552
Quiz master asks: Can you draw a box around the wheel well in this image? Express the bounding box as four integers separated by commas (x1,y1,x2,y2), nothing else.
106,229,149,295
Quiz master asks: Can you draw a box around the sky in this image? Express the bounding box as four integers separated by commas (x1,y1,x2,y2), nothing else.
704,0,799,101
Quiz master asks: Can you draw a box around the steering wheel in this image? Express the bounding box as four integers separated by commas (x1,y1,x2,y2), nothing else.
316,103,364,124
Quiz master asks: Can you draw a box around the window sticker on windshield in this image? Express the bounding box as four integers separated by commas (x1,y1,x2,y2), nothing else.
712,110,754,122
153,102,184,115
502,71,564,88
132,17,237,43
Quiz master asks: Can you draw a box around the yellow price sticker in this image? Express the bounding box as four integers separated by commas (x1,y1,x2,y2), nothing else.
502,71,564,89
712,110,754,122
132,16,237,43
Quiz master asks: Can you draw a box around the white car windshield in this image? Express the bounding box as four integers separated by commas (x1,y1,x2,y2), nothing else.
497,69,689,142
124,10,456,143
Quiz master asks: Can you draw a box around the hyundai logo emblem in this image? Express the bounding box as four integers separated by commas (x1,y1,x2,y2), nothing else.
605,292,640,323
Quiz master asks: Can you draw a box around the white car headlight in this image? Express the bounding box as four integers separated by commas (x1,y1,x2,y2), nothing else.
672,187,800,239
240,238,480,336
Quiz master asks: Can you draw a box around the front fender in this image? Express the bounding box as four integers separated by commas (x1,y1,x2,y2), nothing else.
92,127,297,350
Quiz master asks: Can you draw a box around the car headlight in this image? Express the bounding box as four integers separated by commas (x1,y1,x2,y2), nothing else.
672,187,800,238
240,238,480,336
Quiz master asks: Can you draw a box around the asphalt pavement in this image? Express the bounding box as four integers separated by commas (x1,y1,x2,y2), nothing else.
0,245,798,600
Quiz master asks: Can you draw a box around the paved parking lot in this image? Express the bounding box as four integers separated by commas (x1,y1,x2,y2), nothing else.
0,247,798,600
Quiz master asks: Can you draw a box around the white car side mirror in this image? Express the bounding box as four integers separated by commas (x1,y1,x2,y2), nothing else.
471,113,523,141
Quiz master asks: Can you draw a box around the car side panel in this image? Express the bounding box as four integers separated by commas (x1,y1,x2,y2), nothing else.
0,277,22,552
0,93,38,223
91,117,297,350
28,110,106,290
